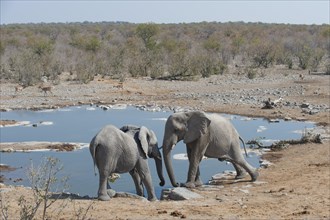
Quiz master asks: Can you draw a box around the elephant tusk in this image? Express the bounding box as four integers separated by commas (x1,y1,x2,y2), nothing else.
171,144,176,150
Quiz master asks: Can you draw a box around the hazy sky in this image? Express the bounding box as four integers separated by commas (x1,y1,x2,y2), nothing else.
1,1,329,25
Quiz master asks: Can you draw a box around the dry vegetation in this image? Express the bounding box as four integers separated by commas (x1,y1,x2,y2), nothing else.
1,22,329,86
1,21,329,219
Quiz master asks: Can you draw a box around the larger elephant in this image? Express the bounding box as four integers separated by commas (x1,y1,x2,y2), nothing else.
162,111,259,188
90,124,165,201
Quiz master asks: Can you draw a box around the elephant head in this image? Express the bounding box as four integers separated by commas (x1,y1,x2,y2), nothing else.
162,111,211,187
139,126,165,186
121,125,165,186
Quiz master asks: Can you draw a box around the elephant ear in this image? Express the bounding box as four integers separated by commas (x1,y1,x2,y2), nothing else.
184,111,211,144
138,126,150,158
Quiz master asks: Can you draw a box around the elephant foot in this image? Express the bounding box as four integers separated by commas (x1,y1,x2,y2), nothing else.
182,181,196,188
250,171,259,182
98,193,111,201
194,179,203,187
235,172,247,180
148,197,158,202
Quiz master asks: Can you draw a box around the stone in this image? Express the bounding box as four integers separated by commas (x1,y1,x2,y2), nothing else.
211,172,235,180
107,189,116,198
114,192,148,201
300,103,310,108
197,185,224,191
161,187,203,201
259,159,273,168
239,189,249,194
252,181,268,185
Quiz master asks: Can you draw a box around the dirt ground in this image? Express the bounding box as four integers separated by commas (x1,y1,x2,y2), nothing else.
0,67,329,219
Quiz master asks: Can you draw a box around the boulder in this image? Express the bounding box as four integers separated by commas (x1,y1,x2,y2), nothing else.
161,187,203,201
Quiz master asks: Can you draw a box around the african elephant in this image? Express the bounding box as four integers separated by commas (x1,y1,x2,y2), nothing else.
90,124,165,201
162,111,259,188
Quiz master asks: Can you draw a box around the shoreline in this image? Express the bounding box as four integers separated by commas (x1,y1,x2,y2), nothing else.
1,71,329,219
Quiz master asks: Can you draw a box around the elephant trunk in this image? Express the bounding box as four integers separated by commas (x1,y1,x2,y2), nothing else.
154,156,165,186
163,145,179,187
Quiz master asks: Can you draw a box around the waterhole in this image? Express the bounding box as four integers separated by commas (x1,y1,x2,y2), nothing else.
0,105,314,198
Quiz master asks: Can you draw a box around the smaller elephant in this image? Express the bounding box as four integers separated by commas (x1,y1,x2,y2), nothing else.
90,124,165,201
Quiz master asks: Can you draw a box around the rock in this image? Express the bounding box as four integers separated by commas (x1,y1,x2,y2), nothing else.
161,187,203,201
0,187,13,193
107,189,116,198
252,181,268,185
100,105,111,110
197,185,224,191
300,103,310,108
260,159,273,168
112,104,127,109
114,192,147,201
1,148,14,152
308,109,320,115
284,117,292,121
212,170,236,180
239,189,249,194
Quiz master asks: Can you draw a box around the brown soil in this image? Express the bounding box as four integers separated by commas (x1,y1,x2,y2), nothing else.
0,68,329,219
0,142,81,152
0,120,17,127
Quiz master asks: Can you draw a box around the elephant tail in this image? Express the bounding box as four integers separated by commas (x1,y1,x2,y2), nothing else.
89,138,98,176
239,136,248,157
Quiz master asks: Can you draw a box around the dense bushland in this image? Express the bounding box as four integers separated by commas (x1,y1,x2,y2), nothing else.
0,22,329,85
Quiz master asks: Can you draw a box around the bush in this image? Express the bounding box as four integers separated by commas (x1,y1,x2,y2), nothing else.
310,48,325,72
245,67,258,79
249,40,275,68
70,35,101,53
136,23,159,50
195,54,227,78
19,157,69,220
0,22,328,82
295,44,312,70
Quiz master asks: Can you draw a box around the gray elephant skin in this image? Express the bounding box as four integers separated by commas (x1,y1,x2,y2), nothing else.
162,111,259,188
90,124,165,201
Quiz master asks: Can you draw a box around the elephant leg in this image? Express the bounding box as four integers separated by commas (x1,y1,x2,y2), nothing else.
136,161,157,201
98,170,111,201
129,168,144,197
194,167,203,187
232,162,247,179
235,160,259,181
230,151,259,182
186,146,203,186
184,143,207,188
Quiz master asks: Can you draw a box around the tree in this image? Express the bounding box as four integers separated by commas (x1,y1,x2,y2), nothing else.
136,23,159,50
295,43,312,70
248,39,275,68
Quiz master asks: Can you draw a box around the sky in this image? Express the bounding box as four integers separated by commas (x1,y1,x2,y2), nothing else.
0,1,329,25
